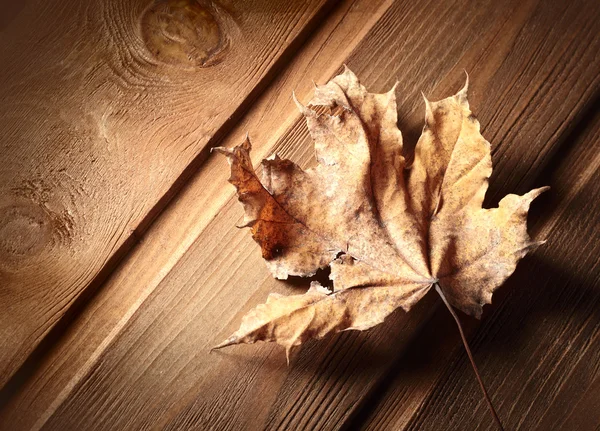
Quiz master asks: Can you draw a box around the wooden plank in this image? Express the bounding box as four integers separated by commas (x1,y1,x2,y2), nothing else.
25,0,600,429
355,105,600,431
411,111,600,431
0,0,334,387
3,0,599,429
0,0,393,429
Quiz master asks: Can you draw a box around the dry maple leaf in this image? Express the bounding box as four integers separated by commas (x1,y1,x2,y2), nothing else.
213,67,547,363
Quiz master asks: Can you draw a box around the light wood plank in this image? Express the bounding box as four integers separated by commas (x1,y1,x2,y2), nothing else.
0,0,333,387
0,0,393,429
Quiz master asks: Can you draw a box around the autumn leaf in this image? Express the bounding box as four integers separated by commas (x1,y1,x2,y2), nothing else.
213,67,547,361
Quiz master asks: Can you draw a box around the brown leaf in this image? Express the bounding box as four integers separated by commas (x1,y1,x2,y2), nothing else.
214,67,547,357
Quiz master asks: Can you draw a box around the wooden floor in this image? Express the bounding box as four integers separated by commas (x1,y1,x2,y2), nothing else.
1,0,599,429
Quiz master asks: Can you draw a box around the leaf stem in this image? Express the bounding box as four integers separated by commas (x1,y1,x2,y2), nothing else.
434,283,504,431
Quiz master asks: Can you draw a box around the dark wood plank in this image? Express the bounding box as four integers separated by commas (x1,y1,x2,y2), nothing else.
0,0,393,429
2,0,599,429
0,0,333,388
355,104,600,431
248,0,600,427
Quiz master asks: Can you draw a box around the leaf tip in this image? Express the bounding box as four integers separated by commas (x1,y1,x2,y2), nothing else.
386,81,399,101
212,336,239,351
242,134,252,150
461,70,470,93
421,91,433,123
455,72,469,105
211,146,229,156
292,91,314,117
526,185,551,202
530,239,548,250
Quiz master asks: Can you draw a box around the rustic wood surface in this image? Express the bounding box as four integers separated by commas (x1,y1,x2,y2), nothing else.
0,0,599,430
0,0,333,388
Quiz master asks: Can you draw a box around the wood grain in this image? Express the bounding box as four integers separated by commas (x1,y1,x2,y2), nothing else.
354,104,600,431
0,0,333,388
407,108,600,431
1,0,599,429
0,0,393,429
9,0,597,429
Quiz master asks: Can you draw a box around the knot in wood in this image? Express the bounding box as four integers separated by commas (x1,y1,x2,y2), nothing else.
0,203,52,266
141,0,229,68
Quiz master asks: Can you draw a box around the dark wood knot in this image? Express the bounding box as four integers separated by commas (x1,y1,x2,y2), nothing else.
141,0,230,68
0,203,52,265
